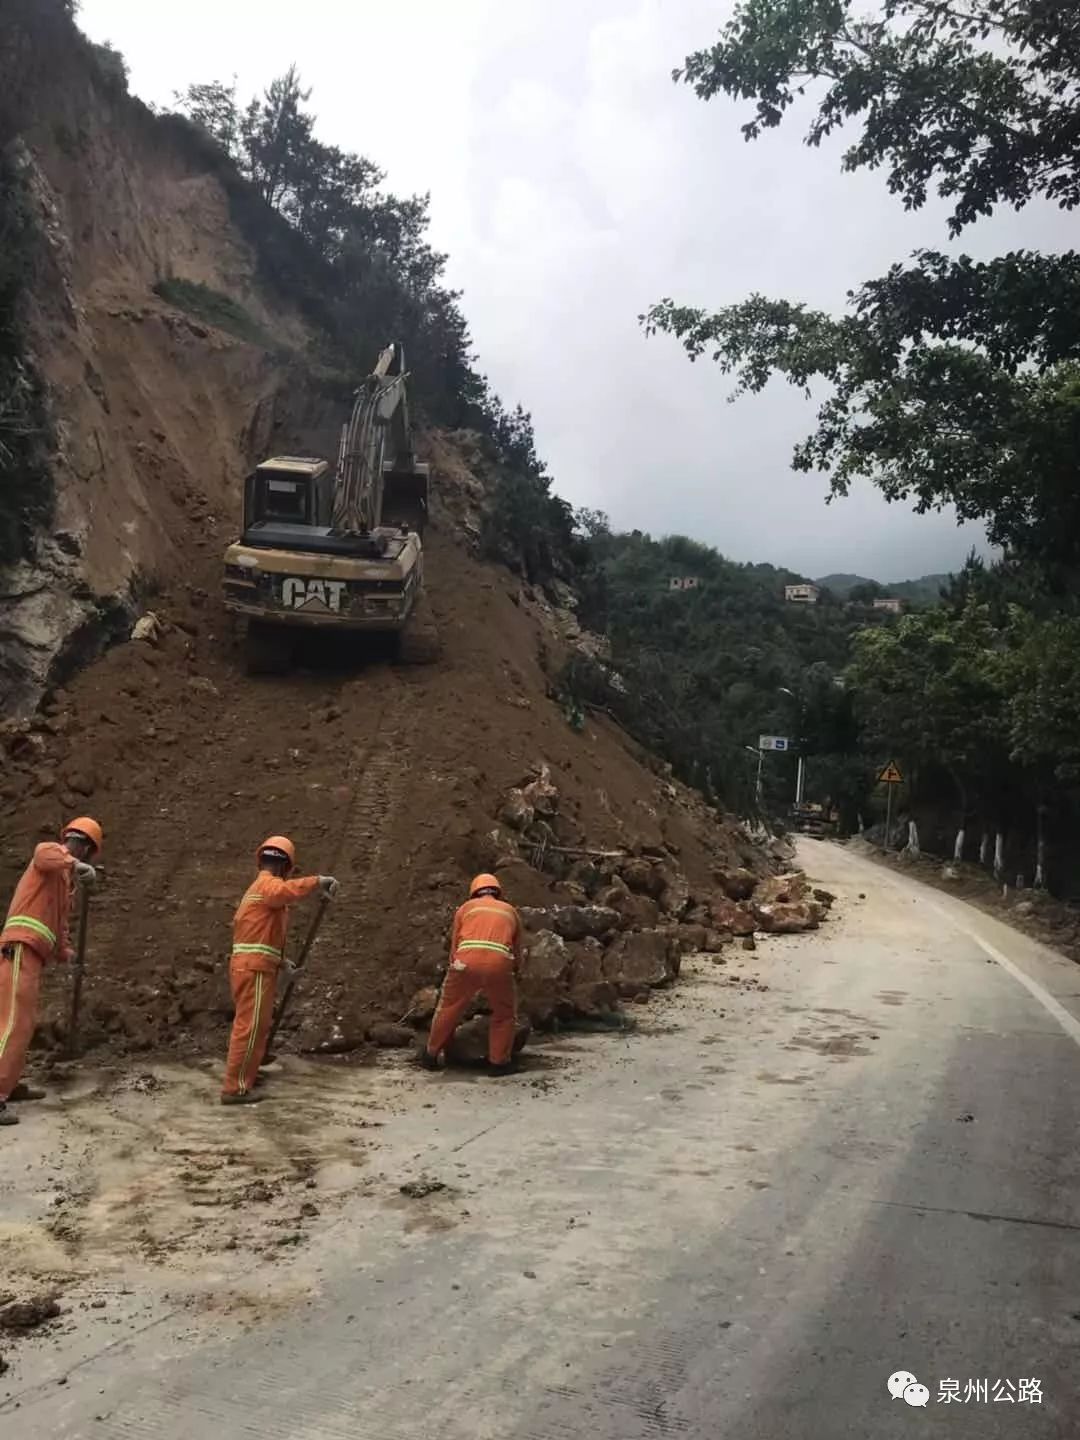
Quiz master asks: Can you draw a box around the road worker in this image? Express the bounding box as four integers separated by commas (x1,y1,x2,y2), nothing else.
0,817,101,1127
221,835,338,1106
421,873,524,1076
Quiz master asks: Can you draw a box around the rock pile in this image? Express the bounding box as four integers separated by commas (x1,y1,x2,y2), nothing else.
398,767,835,1034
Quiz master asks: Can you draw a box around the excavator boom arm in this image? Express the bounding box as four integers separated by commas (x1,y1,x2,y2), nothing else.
331,342,415,536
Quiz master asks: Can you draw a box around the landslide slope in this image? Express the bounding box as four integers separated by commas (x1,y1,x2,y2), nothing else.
0,16,774,1059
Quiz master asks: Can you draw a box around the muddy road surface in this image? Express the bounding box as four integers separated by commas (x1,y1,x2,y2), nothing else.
4,843,1080,1437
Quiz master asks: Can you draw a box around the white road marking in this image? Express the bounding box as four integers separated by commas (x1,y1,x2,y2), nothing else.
923,899,1080,1052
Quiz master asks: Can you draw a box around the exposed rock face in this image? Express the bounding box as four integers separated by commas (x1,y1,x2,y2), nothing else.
753,901,822,934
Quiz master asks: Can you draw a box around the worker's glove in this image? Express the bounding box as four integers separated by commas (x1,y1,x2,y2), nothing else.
318,876,339,900
74,861,97,887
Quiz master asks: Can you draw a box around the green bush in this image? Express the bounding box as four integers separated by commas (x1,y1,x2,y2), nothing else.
152,277,280,351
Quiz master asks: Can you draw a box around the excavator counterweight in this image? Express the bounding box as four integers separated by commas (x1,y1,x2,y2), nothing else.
222,343,437,673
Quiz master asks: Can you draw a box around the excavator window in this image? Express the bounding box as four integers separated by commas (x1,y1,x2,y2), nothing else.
260,475,308,524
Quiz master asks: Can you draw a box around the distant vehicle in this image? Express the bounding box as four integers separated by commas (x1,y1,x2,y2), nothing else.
791,801,839,838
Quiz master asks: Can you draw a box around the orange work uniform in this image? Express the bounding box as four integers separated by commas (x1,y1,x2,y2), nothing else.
221,871,320,1097
427,896,523,1065
0,843,76,1101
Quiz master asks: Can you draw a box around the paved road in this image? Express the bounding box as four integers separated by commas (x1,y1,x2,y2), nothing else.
8,843,1080,1437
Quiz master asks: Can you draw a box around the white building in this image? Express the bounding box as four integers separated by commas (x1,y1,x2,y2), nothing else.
873,597,903,614
784,583,820,604
669,576,701,592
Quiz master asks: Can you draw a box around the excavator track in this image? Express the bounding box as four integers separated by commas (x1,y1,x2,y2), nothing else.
397,590,441,665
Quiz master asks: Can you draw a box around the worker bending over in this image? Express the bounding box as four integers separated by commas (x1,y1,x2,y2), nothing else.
221,835,338,1106
0,818,101,1127
422,873,523,1076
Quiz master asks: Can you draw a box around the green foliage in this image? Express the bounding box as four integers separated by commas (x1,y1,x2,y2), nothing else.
648,2,1080,574
677,1,1080,235
169,68,504,442
566,528,875,816
152,278,280,351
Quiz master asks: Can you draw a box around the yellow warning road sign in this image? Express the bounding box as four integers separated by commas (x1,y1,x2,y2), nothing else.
877,761,904,784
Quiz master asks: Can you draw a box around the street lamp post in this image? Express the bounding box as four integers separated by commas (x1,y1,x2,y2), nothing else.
778,687,804,806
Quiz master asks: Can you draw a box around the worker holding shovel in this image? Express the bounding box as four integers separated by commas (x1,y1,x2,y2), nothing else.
0,817,101,1127
220,835,338,1106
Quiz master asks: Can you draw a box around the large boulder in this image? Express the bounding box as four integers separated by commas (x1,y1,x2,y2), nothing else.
618,857,666,899
675,923,708,954
753,901,820,934
603,930,680,994
405,986,440,1024
753,871,810,906
658,868,691,919
521,930,571,985
553,905,620,942
445,1017,531,1065
714,867,757,901
709,897,757,936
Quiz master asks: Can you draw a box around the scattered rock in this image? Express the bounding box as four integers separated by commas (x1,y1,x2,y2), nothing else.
811,888,836,907
405,986,440,1023
753,872,810,906
500,789,534,831
367,1022,416,1048
709,897,757,936
131,612,163,646
741,936,756,952
619,857,665,899
400,1180,446,1199
186,676,220,698
0,1296,61,1330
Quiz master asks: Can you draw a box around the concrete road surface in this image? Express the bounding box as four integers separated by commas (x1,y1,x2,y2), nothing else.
5,842,1080,1437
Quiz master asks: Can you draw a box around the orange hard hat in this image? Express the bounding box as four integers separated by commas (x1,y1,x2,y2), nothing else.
258,834,296,868
469,873,501,897
64,816,103,855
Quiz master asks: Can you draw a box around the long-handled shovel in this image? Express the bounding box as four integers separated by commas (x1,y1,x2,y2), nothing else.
65,886,92,1060
263,894,331,1057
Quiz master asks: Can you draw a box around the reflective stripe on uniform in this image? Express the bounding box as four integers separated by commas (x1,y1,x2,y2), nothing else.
3,915,56,947
232,943,283,960
238,971,265,1096
0,943,22,1059
457,939,513,957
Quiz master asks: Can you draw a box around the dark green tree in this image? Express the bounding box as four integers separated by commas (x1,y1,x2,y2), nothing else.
645,2,1080,572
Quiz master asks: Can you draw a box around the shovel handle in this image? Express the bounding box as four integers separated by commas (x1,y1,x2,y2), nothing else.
65,886,92,1060
264,894,331,1054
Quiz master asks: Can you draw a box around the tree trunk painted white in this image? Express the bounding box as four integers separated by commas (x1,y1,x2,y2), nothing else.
903,820,920,857
993,829,1005,881
953,827,965,863
1034,808,1047,890
1016,872,1025,891
979,831,989,866
857,812,866,835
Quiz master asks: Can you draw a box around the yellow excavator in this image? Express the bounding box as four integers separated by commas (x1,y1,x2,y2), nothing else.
222,342,438,672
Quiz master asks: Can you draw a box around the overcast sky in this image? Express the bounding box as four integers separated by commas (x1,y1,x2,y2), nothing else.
78,0,1072,580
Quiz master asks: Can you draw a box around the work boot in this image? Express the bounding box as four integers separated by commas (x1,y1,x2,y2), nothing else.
487,1060,520,1078
219,1091,264,1106
8,1083,45,1102
0,1103,18,1126
416,1047,441,1072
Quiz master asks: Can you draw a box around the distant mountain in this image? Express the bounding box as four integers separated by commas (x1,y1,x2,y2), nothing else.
816,572,952,607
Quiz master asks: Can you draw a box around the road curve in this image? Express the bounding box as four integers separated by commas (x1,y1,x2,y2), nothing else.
9,841,1080,1438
